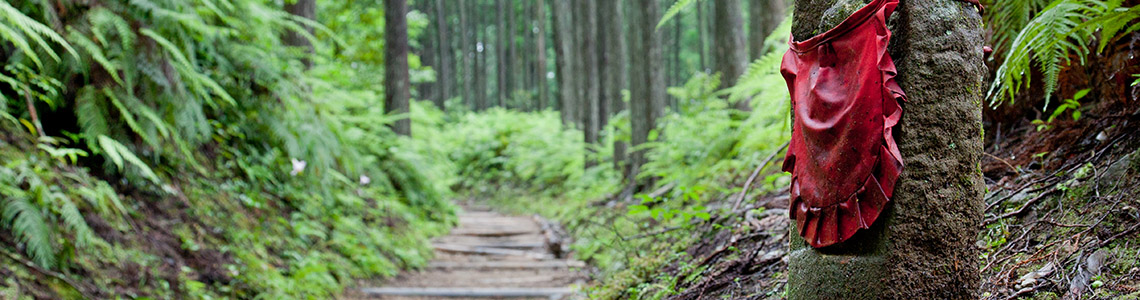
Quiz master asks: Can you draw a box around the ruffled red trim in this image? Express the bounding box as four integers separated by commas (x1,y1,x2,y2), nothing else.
780,0,905,248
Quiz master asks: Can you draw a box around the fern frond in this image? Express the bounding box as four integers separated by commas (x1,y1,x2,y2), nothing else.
987,0,1109,108
0,1,79,64
67,29,123,85
658,0,701,29
96,135,161,183
0,194,55,268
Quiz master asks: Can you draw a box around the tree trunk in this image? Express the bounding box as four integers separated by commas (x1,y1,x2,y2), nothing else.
599,0,628,175
506,0,517,102
749,0,787,60
628,0,665,182
435,0,452,108
713,0,749,109
496,0,507,108
535,0,549,111
475,0,489,111
384,0,412,136
551,0,576,127
459,0,474,109
784,0,985,299
284,0,316,69
697,0,706,72
575,0,600,167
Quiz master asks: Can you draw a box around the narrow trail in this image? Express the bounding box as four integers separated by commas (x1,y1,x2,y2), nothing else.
353,204,588,299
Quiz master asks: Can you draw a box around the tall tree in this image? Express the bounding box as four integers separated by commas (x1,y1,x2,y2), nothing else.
459,0,474,109
576,0,600,167
435,0,452,107
475,0,489,110
749,0,787,59
783,0,985,298
384,0,411,136
551,0,576,127
534,0,549,110
696,0,706,71
713,0,749,109
496,0,507,107
506,0,517,99
628,0,665,182
598,0,627,174
284,0,315,69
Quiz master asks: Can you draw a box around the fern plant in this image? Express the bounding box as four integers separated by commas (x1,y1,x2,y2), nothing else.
987,0,1140,108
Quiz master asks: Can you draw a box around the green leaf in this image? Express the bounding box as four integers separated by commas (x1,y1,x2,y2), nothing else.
657,0,702,30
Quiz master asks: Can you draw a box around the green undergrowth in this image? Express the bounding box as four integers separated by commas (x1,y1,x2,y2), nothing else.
0,0,455,298
421,18,794,299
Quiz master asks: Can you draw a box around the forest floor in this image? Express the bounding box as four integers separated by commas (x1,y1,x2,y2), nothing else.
593,109,1140,299
346,202,589,299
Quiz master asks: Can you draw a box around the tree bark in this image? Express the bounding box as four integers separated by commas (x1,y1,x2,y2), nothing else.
599,0,628,175
384,0,412,136
628,0,665,182
713,0,749,109
435,0,452,108
475,0,489,111
575,0,600,167
284,0,316,69
749,0,787,60
784,0,985,299
551,0,576,127
459,0,474,109
535,0,549,111
506,0,517,101
697,0,706,72
494,0,503,107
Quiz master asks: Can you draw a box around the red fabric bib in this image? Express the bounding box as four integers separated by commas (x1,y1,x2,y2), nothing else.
780,0,905,248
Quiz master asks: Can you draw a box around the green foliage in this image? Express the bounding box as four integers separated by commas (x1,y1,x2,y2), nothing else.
1033,88,1088,130
987,0,1140,108
0,0,453,298
658,0,703,29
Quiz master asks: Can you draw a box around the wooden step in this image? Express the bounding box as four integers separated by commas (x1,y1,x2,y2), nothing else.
427,260,586,270
359,287,573,298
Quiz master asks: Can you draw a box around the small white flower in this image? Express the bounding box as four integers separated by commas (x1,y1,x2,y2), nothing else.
359,175,371,185
290,158,306,176
1096,131,1108,142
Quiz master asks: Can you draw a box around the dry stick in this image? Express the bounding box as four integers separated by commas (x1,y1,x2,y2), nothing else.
23,87,44,137
984,152,1020,175
1098,222,1140,248
731,141,790,211
983,188,1061,226
985,176,1053,213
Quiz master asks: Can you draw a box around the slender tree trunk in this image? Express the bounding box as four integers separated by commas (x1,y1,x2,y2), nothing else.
575,0,600,167
672,10,682,110
496,0,507,108
535,0,549,111
284,0,315,69
476,0,489,111
599,0,628,175
697,0,706,72
628,0,665,182
551,0,576,127
713,0,749,109
506,0,517,102
784,0,985,298
459,0,474,109
435,0,452,108
384,0,411,136
749,0,787,60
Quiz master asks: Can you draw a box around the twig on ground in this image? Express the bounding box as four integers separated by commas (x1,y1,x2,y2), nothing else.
984,188,1061,226
731,141,790,211
984,152,1021,175
0,246,93,299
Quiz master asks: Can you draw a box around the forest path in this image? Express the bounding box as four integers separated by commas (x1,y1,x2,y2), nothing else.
351,204,588,299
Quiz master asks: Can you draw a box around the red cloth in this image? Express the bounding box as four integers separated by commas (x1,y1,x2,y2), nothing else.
780,0,905,248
